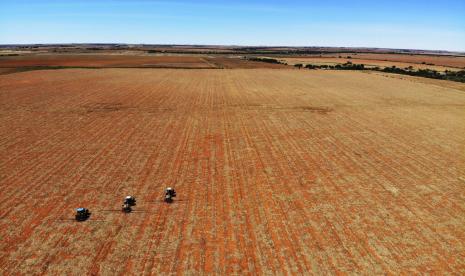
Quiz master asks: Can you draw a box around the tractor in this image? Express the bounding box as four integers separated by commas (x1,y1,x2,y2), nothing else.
124,196,136,206
165,187,176,203
75,208,91,221
122,203,132,213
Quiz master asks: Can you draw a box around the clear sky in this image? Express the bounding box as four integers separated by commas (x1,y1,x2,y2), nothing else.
1,0,464,51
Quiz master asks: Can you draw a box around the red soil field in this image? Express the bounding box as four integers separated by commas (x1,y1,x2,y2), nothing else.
0,54,214,68
205,57,289,69
0,54,289,70
1,69,465,274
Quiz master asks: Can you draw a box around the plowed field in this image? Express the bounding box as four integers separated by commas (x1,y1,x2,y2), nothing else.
1,69,465,274
0,54,214,68
0,54,289,72
205,57,288,69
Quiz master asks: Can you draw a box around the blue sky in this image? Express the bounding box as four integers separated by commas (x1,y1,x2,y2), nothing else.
1,0,464,51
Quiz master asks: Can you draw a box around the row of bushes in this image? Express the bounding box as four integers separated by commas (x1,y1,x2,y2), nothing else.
296,62,465,83
246,57,286,64
294,62,366,70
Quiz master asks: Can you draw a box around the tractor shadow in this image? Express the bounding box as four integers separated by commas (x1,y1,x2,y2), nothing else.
99,209,159,214
55,216,106,223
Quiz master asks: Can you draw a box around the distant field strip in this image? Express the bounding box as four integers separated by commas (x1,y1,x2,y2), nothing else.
0,55,215,69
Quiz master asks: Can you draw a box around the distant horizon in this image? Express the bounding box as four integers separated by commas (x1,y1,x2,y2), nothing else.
1,43,464,53
1,1,464,51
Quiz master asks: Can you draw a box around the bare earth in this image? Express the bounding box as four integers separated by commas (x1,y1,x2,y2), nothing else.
1,69,465,274
0,54,288,70
0,54,214,68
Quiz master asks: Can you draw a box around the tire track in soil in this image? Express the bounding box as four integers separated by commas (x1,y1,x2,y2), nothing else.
276,110,396,272
224,75,299,274
252,111,349,273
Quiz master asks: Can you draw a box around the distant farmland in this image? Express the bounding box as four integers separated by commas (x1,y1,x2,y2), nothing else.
0,54,214,68
281,53,465,69
1,68,465,274
0,54,288,72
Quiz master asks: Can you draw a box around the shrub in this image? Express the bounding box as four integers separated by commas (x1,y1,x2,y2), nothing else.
248,57,283,64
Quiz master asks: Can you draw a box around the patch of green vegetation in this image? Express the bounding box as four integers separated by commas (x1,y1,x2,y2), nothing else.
246,57,285,64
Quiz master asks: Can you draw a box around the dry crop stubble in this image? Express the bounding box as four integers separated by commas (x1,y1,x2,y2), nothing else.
0,68,465,274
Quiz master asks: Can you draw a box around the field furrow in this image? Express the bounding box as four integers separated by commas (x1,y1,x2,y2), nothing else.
1,69,465,274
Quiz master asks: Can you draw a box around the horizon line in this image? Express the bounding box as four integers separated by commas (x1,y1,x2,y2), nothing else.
1,43,464,53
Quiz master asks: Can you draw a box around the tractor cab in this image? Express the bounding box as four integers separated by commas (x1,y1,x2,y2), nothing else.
75,207,91,221
124,196,136,206
165,187,176,197
165,187,177,203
